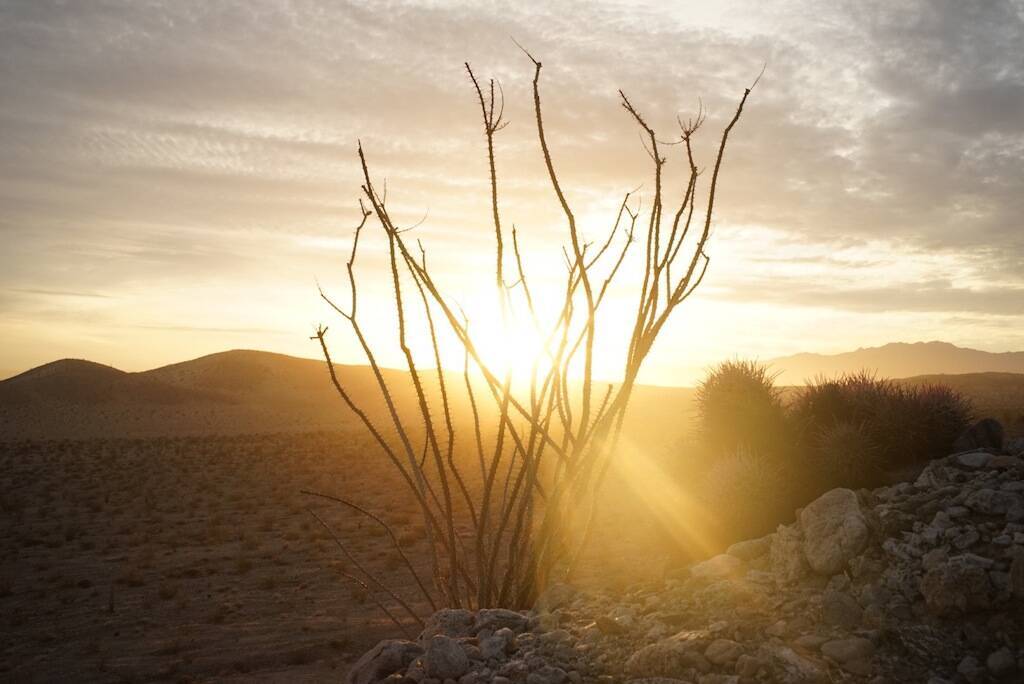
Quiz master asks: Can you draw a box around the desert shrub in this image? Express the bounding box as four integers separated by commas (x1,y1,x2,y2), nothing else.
695,360,789,459
790,371,973,473
698,446,795,544
899,383,973,459
808,420,882,490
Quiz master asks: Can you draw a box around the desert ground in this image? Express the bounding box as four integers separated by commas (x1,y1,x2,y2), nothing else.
2,351,1023,682
0,429,682,683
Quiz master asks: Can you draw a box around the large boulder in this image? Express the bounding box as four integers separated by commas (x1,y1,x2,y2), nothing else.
346,639,423,684
799,489,870,575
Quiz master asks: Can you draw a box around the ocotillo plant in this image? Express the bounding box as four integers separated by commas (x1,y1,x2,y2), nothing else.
308,49,758,622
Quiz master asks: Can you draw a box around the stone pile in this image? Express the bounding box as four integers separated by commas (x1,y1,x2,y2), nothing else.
348,437,1024,683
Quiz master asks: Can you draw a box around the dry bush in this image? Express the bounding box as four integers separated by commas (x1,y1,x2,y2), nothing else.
791,371,973,470
309,49,758,622
695,359,789,459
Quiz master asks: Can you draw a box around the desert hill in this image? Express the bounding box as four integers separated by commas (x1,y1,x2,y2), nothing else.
0,350,406,441
770,341,1024,383
0,350,696,443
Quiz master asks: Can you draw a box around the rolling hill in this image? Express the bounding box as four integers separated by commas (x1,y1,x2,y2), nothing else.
0,351,405,441
0,349,695,442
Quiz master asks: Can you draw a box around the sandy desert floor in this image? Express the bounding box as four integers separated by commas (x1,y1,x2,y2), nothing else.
0,430,671,683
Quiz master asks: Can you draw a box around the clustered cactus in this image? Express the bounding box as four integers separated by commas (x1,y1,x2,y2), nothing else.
692,361,974,548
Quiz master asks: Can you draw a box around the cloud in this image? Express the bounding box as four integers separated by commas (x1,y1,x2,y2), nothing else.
0,0,1021,376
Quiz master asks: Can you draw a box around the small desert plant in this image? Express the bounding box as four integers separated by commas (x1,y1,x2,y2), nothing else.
699,446,795,545
695,360,789,459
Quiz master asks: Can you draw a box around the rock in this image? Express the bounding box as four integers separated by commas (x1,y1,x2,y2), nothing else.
1010,549,1024,598
952,527,981,549
595,615,628,635
697,675,738,684
799,489,870,575
690,554,742,580
793,634,828,650
480,627,515,660
820,637,874,663
423,635,470,680
771,524,808,583
986,647,1017,678
475,608,528,635
765,644,827,683
726,536,771,561
954,418,1004,452
527,666,568,684
735,654,764,678
626,638,710,678
955,451,993,469
421,609,476,640
920,557,993,614
1006,436,1024,456
957,655,987,684
965,488,1022,516
821,590,862,629
347,639,424,684
704,638,743,665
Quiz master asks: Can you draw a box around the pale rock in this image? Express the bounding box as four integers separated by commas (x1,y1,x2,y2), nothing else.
704,638,743,665
726,536,771,561
820,637,874,663
765,644,827,683
955,451,992,469
346,639,424,684
690,554,742,581
799,489,870,575
770,524,808,583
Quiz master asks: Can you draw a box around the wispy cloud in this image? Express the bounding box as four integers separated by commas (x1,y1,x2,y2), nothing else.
1,0,1022,380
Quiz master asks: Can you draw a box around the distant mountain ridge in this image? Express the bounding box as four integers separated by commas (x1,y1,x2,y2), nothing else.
3,343,1022,441
769,341,1024,383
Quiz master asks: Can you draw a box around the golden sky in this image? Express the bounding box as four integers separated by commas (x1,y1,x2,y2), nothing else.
1,0,1023,385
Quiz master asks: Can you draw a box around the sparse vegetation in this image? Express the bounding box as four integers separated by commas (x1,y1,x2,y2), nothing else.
689,363,977,551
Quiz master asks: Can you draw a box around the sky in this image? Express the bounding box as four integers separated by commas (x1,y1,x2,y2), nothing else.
1,0,1023,385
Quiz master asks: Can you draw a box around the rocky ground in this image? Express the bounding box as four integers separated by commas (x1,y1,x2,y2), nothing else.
348,437,1024,683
